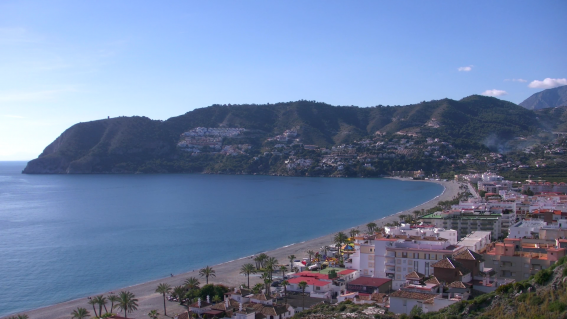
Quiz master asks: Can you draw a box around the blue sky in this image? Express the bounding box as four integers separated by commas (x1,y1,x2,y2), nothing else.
1,1,566,160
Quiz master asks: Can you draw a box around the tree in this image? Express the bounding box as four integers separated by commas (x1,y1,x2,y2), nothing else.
410,304,423,317
256,253,268,269
298,281,308,310
287,255,296,271
334,232,348,264
281,279,289,304
252,283,264,294
199,266,216,284
108,294,119,314
366,222,377,234
115,291,139,318
148,309,160,319
7,315,29,319
88,299,99,318
240,263,256,288
279,265,288,279
321,245,330,257
265,257,278,280
173,286,186,304
349,228,360,238
71,307,89,319
93,295,108,315
155,283,172,316
184,277,201,291
212,295,221,303
306,250,315,264
262,272,272,298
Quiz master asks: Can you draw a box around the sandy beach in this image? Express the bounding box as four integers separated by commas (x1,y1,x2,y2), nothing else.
8,179,462,319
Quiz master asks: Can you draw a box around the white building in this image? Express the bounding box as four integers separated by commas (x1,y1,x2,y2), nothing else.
456,231,492,252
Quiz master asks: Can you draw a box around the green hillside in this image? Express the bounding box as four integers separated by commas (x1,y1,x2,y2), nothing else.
22,96,556,175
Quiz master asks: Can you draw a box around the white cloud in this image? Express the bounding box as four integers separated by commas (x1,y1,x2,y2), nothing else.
504,78,527,82
481,89,508,97
458,65,473,72
528,78,567,89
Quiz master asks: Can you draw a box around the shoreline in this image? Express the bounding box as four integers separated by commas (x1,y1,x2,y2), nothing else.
6,179,461,319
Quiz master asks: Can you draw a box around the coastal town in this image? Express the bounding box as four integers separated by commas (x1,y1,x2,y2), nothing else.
175,126,567,179
12,173,567,319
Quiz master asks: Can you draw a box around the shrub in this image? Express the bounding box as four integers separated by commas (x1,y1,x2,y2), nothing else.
517,293,529,302
548,300,567,312
496,283,514,294
563,267,567,277
534,269,553,285
529,295,543,306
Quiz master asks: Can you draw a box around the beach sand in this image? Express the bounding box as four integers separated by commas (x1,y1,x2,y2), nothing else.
9,179,461,319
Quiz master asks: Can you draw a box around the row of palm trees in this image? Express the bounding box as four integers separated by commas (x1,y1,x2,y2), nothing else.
152,265,216,316
69,290,138,319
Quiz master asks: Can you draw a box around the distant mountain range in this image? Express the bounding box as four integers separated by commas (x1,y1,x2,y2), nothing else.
22,95,566,174
519,85,567,110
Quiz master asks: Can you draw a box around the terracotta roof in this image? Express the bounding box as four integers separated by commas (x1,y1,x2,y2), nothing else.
173,314,189,319
448,281,467,289
287,277,330,287
390,290,434,300
424,276,441,285
454,249,484,262
339,269,356,275
432,257,471,275
431,257,455,269
347,277,392,287
294,271,330,280
405,271,425,280
422,297,436,305
189,300,212,308
250,294,270,301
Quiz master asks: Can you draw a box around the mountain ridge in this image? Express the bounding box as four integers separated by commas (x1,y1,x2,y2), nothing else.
519,85,567,110
22,96,558,174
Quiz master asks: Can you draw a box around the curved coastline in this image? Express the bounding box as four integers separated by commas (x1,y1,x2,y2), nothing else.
9,179,459,319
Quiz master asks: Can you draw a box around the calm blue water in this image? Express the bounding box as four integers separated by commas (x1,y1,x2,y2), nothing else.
0,161,442,316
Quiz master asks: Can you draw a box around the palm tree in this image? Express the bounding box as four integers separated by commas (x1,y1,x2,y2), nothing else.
254,255,263,270
108,294,119,314
240,263,256,288
148,309,159,319
199,266,216,284
252,283,264,294
298,281,308,310
184,276,200,290
306,250,315,264
93,295,108,315
279,265,288,279
287,255,296,270
88,299,99,318
366,222,377,233
7,315,29,319
155,283,172,316
173,286,186,304
257,253,268,268
261,272,272,297
334,232,348,264
321,245,330,257
398,214,406,223
115,291,139,318
265,257,278,280
213,295,222,303
71,307,90,319
281,279,289,304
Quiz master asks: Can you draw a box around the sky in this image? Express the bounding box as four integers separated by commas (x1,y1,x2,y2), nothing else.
1,1,566,160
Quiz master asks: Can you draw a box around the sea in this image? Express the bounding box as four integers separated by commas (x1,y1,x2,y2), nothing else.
0,161,443,317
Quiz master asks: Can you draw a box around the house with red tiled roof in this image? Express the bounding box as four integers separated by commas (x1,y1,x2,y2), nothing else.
431,257,471,284
346,277,392,294
286,276,333,299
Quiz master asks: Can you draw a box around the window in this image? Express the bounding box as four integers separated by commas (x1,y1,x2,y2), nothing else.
425,262,430,276
397,259,401,264
403,300,407,306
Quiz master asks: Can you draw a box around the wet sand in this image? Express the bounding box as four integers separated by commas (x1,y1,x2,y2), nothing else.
8,179,461,319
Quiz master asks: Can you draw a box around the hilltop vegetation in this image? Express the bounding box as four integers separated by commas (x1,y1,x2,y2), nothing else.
23,96,566,176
